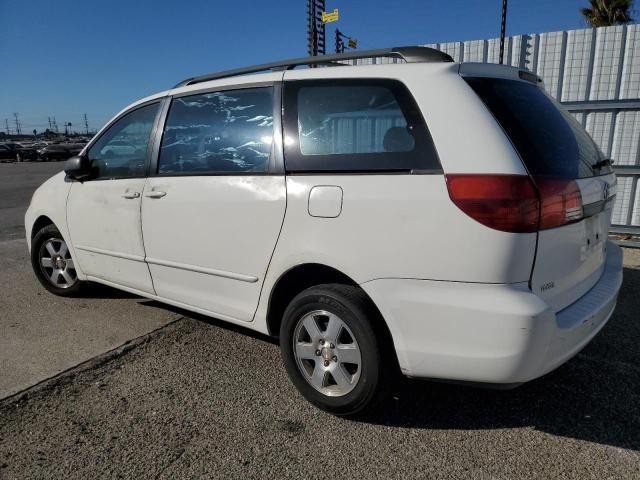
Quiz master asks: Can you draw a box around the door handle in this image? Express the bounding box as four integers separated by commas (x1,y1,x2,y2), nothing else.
121,191,140,199
144,191,167,198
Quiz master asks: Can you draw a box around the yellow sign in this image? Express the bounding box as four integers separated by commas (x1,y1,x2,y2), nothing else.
322,9,339,23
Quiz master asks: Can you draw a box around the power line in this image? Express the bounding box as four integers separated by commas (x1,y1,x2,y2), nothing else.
13,112,22,136
0,112,104,136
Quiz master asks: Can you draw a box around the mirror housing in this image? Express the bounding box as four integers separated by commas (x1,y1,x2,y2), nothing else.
64,155,92,181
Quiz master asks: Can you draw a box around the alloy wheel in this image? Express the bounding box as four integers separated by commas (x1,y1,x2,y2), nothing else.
38,238,77,289
292,310,362,397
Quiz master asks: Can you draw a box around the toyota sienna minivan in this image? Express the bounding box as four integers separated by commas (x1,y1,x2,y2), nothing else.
26,46,623,415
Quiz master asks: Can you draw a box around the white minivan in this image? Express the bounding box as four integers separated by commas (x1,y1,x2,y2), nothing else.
26,47,623,415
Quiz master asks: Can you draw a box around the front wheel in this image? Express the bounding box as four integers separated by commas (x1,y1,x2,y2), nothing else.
31,224,84,296
280,284,390,416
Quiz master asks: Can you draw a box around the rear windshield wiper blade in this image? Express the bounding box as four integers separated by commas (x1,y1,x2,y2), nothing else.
592,158,613,170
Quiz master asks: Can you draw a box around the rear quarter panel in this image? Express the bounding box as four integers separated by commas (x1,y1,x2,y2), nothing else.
264,174,536,284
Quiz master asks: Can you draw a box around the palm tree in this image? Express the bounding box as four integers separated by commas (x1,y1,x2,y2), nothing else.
581,0,634,27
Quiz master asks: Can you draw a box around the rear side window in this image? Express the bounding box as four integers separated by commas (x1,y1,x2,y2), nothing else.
464,77,610,178
158,88,273,175
283,79,441,173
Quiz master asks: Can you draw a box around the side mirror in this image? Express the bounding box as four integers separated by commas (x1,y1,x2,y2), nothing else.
64,155,92,181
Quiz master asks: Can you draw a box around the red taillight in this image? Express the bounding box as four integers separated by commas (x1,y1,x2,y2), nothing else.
536,177,583,229
446,175,540,233
446,174,584,233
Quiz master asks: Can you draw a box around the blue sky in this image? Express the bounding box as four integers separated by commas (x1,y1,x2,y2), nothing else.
0,0,622,133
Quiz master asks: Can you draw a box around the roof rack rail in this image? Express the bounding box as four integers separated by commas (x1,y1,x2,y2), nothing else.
173,45,454,88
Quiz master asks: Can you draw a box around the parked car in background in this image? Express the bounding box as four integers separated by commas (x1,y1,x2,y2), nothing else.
27,142,49,150
0,144,16,162
16,143,40,162
100,139,139,157
0,142,39,162
25,46,623,416
37,143,84,162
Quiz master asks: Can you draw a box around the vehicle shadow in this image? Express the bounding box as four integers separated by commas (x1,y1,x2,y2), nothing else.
357,266,640,451
137,299,279,345
76,282,141,299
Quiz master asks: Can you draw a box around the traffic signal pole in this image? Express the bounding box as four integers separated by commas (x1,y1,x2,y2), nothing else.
334,28,356,53
335,29,344,53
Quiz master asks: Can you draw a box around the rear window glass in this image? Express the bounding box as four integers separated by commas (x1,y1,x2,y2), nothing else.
283,79,441,173
298,85,412,155
464,77,610,178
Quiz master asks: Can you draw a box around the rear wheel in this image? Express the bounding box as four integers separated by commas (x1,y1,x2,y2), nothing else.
280,284,390,416
31,224,83,296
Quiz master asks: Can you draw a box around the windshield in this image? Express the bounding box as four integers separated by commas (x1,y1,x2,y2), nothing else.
464,77,612,178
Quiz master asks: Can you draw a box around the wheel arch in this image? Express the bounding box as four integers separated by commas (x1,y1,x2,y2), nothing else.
31,215,55,239
265,263,399,368
266,263,355,337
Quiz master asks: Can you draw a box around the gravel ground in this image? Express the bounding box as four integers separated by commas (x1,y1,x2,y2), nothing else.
1,262,639,479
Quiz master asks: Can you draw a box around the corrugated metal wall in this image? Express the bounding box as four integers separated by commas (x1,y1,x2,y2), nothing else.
424,25,640,231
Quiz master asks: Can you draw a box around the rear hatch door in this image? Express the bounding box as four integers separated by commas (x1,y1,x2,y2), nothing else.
464,75,616,311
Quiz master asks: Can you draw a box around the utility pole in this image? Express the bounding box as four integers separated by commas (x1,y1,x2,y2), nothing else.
83,113,89,135
13,113,22,136
5,119,10,135
52,117,59,134
499,0,508,64
48,117,53,130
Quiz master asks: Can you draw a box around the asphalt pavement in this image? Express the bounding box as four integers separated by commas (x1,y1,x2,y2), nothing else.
0,162,62,240
1,162,639,479
0,162,180,398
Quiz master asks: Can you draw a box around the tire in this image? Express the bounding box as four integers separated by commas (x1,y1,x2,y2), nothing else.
31,224,83,296
280,284,391,416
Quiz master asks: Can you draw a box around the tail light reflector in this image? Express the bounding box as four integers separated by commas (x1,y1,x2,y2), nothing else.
536,178,584,229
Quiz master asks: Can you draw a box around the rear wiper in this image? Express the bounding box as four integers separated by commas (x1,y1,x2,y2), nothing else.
592,158,613,170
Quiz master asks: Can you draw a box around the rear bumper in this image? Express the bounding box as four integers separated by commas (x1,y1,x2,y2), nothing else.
361,242,623,384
